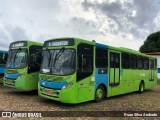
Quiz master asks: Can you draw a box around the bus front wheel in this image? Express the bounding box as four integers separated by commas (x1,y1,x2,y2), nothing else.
95,86,105,102
139,81,144,93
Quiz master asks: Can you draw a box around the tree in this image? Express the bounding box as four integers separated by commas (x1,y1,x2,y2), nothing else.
139,31,160,53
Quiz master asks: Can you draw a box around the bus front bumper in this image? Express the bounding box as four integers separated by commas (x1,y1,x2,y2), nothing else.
38,83,78,104
4,77,16,88
3,77,29,90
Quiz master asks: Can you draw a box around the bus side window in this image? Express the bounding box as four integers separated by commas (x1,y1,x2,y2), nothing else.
122,52,130,69
137,56,143,69
78,55,93,72
35,52,42,65
143,57,149,70
77,43,93,81
150,60,154,70
28,45,42,73
96,47,108,68
130,54,137,69
155,59,157,70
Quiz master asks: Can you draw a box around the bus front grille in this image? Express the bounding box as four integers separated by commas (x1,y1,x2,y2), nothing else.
41,93,59,98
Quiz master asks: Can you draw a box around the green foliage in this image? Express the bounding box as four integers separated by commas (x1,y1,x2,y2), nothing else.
139,31,160,53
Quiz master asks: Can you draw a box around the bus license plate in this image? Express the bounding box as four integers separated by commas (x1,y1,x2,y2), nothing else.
45,90,53,94
8,80,13,83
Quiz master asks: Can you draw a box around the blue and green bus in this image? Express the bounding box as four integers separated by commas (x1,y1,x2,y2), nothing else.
38,38,157,104
4,41,42,90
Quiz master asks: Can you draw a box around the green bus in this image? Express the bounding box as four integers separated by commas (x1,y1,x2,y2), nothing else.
38,38,157,104
4,41,42,91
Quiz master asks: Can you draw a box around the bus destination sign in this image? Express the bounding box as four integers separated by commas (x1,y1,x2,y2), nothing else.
44,39,74,47
10,41,27,48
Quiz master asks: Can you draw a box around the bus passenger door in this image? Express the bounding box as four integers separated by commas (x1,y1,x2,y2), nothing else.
109,52,120,96
95,47,108,96
77,43,94,103
149,59,154,81
28,45,42,90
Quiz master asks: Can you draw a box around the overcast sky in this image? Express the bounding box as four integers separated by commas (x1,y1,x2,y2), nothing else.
0,0,160,50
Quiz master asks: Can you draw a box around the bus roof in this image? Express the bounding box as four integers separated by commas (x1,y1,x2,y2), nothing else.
10,40,43,48
76,38,156,59
44,37,156,59
95,42,156,59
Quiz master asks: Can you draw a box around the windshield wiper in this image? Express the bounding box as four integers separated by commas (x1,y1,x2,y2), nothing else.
46,49,52,67
8,50,14,63
12,48,22,65
53,47,65,66
46,49,56,74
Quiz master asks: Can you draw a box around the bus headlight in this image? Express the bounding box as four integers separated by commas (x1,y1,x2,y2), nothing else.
17,74,26,80
62,82,73,90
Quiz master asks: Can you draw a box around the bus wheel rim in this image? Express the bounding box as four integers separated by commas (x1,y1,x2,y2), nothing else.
96,88,103,99
141,85,144,91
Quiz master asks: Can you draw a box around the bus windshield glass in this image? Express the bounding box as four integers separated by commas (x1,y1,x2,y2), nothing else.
6,49,28,69
40,49,75,75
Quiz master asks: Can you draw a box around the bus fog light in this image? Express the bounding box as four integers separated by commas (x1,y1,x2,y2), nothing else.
62,82,73,90
56,92,59,95
62,85,66,90
40,87,44,92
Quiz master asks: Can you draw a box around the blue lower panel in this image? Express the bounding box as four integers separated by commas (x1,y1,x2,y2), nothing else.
95,68,108,91
40,79,67,89
5,73,20,79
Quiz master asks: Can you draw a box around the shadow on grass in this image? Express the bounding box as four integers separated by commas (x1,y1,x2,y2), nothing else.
0,82,156,108
105,89,153,101
4,89,38,96
39,97,95,108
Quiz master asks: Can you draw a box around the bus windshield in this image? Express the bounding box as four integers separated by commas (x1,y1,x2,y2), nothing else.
6,49,28,69
40,49,75,75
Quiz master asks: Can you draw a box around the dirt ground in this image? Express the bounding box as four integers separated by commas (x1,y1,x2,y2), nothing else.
0,84,160,119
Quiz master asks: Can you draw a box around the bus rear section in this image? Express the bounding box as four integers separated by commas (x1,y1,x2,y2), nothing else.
4,41,42,91
107,48,157,97
0,50,8,83
38,38,157,104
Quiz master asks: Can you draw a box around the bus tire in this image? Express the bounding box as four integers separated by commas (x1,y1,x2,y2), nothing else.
139,81,144,93
95,85,105,102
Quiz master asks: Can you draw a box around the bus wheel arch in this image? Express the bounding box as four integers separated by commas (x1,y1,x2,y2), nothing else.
95,84,107,102
139,80,145,93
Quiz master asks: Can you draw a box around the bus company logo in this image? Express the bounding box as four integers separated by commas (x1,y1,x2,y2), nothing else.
140,73,146,76
2,112,12,118
8,80,13,83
